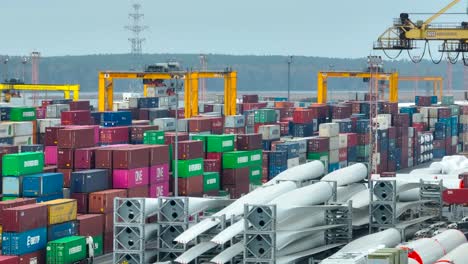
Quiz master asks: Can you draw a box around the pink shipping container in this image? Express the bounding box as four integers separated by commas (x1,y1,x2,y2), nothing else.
113,167,149,188
149,164,169,184
150,182,170,198
36,107,46,119
45,146,58,165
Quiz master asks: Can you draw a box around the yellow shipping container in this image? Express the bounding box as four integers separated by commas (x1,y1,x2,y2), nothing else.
43,199,77,225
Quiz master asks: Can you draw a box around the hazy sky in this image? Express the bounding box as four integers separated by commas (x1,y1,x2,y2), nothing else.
2,0,467,58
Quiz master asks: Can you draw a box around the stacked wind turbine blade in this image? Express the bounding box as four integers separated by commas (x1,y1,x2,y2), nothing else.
335,228,402,254
320,163,368,186
264,160,325,186
174,242,217,264
434,243,468,264
210,242,244,264
336,183,367,202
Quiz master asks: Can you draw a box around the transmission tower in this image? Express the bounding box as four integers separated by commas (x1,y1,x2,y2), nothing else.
199,54,208,101
31,52,40,84
125,3,148,55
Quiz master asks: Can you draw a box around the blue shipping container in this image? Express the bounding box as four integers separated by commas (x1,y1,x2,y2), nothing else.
0,137,14,145
355,120,370,134
262,140,273,151
336,119,352,133
268,151,288,167
47,221,77,241
0,106,11,121
347,146,357,162
433,149,446,159
2,227,47,255
71,169,109,193
34,193,64,202
268,165,287,179
2,176,23,196
22,173,63,197
102,111,132,126
136,97,159,108
91,112,102,125
328,163,340,172
20,144,44,153
275,142,300,159
430,96,438,105
291,122,315,137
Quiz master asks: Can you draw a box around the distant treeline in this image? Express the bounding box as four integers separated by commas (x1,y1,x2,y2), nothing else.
1,53,466,92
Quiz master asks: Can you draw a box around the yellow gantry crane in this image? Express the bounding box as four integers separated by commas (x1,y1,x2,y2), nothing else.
98,70,237,118
316,71,444,103
0,83,80,102
374,0,468,63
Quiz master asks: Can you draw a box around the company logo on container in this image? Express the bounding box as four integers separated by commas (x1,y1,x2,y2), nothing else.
24,160,39,167
207,178,217,184
252,170,260,176
237,156,248,163
23,111,35,117
189,164,202,172
251,154,261,161
135,170,143,182
222,140,233,147
27,235,40,246
156,167,165,178
156,185,164,196
69,245,82,254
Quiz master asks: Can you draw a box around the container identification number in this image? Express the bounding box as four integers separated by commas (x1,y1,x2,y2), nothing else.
27,235,40,246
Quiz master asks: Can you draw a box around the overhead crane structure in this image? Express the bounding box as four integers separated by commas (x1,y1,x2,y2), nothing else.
97,70,237,118
0,83,80,102
374,0,468,64
399,76,444,100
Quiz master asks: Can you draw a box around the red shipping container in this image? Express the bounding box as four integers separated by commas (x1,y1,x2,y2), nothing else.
57,168,73,188
242,94,259,103
71,193,89,214
138,109,150,120
130,125,158,143
222,167,250,185
103,232,113,254
69,101,90,111
331,104,352,119
388,127,396,139
41,100,53,107
242,102,268,111
382,102,398,114
345,133,358,147
393,113,410,127
113,147,150,169
74,147,100,169
57,148,74,169
45,127,64,146
412,122,426,132
99,127,129,145
338,148,347,162
148,145,170,165
204,159,221,173
203,104,214,113
169,108,185,119
381,171,396,178
103,213,113,233
177,175,203,196
307,137,329,152
357,134,370,145
442,189,468,204
77,214,104,237
58,128,95,149
433,140,445,149
0,256,19,264
164,132,190,145
89,189,127,214
61,110,92,126
64,125,99,145
0,145,19,154
0,198,36,225
293,109,315,124
36,107,46,119
95,148,114,169
173,140,204,160
262,151,269,167
460,105,468,115
223,184,249,199
18,250,45,264
206,152,222,162
127,185,149,198
237,134,262,151
224,127,245,134
438,107,451,118
274,101,294,108
3,204,48,232
188,118,212,132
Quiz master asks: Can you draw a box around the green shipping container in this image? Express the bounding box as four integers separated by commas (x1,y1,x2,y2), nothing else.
254,109,277,123
47,236,87,264
449,105,460,116
441,95,454,106
307,152,329,172
2,152,44,176
92,235,103,257
249,165,262,185
206,134,235,153
222,151,250,169
356,145,370,158
172,158,204,178
143,130,165,145
10,107,36,121
248,150,263,166
203,172,220,192
1,196,18,201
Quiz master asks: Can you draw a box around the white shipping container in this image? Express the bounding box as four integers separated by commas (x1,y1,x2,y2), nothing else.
0,122,13,138
376,114,391,130
213,104,224,114
46,104,70,118
38,119,61,133
460,115,468,124
412,113,423,123
298,153,307,164
154,87,168,96
429,118,438,128
128,98,139,108
13,122,33,137
112,101,130,111
429,107,439,118
159,96,177,107
372,153,381,165
152,118,176,131
224,115,245,128
329,136,339,150
408,158,414,167
420,107,429,119
287,157,300,168
319,123,339,137
408,127,415,138
13,135,33,146
452,136,458,146
177,119,188,132
258,125,280,140
287,138,307,154
122,93,140,102
328,149,339,163
338,134,348,149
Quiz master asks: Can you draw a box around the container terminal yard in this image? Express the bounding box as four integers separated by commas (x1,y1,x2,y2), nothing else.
2,1,468,264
